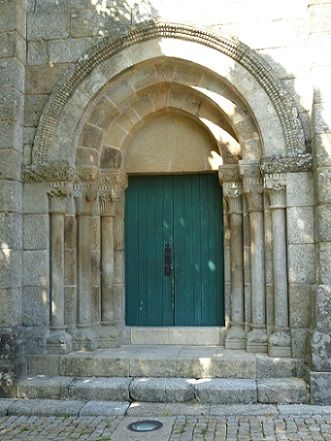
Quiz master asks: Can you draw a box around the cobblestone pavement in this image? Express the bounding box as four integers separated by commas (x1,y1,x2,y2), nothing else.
1,412,331,441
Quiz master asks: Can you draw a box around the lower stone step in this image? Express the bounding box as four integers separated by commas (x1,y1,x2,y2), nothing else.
14,376,309,405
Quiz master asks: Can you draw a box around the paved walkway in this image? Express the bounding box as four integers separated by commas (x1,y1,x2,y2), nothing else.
0,402,330,440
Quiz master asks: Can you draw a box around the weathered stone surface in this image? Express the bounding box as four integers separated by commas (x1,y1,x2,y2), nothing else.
310,372,331,405
0,399,16,416
23,214,49,250
8,399,85,416
130,378,166,402
195,379,257,404
288,244,315,284
310,330,331,371
27,355,60,376
0,0,26,35
0,58,25,91
0,288,21,326
257,379,308,404
278,404,331,415
22,286,49,326
0,213,22,249
313,285,331,332
24,95,48,127
0,121,23,150
287,206,314,244
26,64,69,95
22,250,48,287
16,376,73,399
210,403,278,416
48,37,94,64
0,251,21,289
0,31,26,63
165,378,196,402
0,89,24,124
100,145,122,168
59,353,94,377
318,242,331,284
286,172,314,207
27,10,70,40
256,355,297,379
289,284,311,328
126,402,210,416
79,400,129,416
70,377,131,401
27,40,48,65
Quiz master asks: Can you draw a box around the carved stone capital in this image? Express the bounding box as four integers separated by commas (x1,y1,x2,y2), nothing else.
99,190,116,216
100,170,128,194
75,188,98,215
223,182,243,214
23,161,75,183
219,164,241,184
260,152,312,174
47,185,71,213
75,166,100,183
265,173,286,208
239,161,264,212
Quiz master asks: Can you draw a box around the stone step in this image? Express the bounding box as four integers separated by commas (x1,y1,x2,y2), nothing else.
15,376,309,404
27,345,304,379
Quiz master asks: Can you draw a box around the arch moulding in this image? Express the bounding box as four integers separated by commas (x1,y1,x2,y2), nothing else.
25,21,307,176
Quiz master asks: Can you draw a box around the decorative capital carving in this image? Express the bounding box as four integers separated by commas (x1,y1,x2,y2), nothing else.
47,186,71,213
75,167,100,183
100,170,128,194
260,152,312,174
219,164,241,184
99,190,116,216
239,161,264,212
223,182,243,214
265,173,286,208
23,162,75,183
75,188,98,215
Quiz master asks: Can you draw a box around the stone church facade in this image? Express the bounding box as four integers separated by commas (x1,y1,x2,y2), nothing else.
0,0,331,404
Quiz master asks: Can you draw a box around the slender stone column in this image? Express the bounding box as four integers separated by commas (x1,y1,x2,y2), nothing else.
47,188,73,353
98,188,116,347
74,189,98,351
219,165,246,349
265,173,291,357
239,160,268,353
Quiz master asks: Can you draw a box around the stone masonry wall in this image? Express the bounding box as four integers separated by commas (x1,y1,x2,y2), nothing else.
0,0,26,392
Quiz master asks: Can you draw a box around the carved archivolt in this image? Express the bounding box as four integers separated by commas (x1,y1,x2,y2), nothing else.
33,22,306,166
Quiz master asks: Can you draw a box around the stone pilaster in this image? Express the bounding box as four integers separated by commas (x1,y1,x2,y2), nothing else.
265,173,291,357
219,165,245,350
46,188,73,353
74,189,98,351
239,160,268,353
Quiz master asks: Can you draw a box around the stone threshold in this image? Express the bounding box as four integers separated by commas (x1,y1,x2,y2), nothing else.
0,399,330,418
14,376,309,405
27,345,305,379
129,327,225,345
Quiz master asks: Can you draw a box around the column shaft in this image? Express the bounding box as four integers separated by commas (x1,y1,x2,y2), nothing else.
265,174,291,357
47,190,72,353
101,215,114,322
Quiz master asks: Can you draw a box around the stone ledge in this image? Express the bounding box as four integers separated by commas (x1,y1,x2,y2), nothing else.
1,399,331,417
14,375,309,405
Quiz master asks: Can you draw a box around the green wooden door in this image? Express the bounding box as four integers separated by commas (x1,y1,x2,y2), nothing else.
125,174,224,326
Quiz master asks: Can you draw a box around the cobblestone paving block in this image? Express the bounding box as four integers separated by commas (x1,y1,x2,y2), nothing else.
195,378,257,404
70,376,131,401
7,399,85,416
79,400,130,416
0,407,331,440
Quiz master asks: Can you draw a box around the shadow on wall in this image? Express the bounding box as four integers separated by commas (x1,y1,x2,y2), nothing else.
87,0,159,35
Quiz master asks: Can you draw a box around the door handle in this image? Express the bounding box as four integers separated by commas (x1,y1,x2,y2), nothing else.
164,242,172,277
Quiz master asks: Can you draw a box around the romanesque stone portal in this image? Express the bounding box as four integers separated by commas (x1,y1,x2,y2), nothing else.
1,0,331,404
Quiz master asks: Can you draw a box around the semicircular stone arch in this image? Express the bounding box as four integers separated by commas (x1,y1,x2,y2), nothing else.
31,22,306,167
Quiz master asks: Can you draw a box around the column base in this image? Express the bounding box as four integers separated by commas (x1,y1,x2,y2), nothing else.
98,322,121,348
73,327,98,351
225,325,246,350
269,330,291,358
246,327,268,353
46,329,73,354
